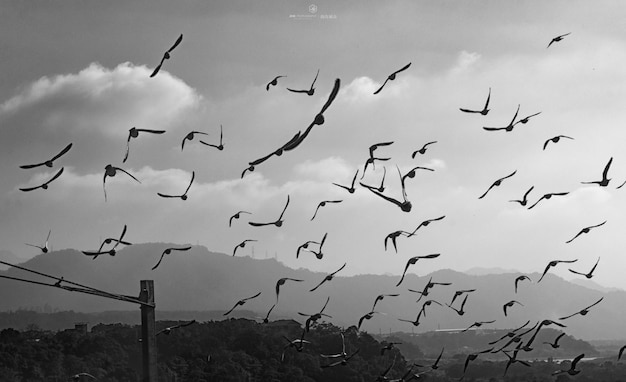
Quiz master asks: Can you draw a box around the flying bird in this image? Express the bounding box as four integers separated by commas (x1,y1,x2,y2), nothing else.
565,221,607,244
569,257,600,279
449,289,476,306
371,293,399,312
447,294,469,316
478,170,517,199
463,348,494,376
514,275,532,293
409,215,446,235
296,240,321,259
380,341,402,356
527,191,569,210
320,331,348,359
287,69,319,96
25,230,51,253
181,131,209,151
310,263,346,292
150,33,183,77
430,348,445,370
249,195,290,227
543,135,574,150
618,345,626,360
552,353,585,376
384,230,411,253
298,296,331,332
396,254,441,287
538,259,578,283
361,141,393,177
360,166,387,193
547,32,571,48
333,170,359,194
581,157,613,187
200,125,224,151
266,75,286,91
123,128,165,163
262,304,276,324
71,373,97,381
311,200,342,221
514,111,541,125
320,349,360,368
233,239,257,256
19,167,64,192
229,211,251,227
157,171,195,200
398,309,424,327
357,311,383,330
460,88,491,115
300,232,328,259
411,141,437,158
156,320,196,336
509,186,534,206
503,300,524,317
367,167,413,212
19,143,72,169
373,62,411,95
275,277,304,303
483,104,520,132
223,292,261,316
409,277,451,303
461,320,496,332
544,332,566,349
559,297,603,320
151,245,192,270
102,165,140,202
82,225,129,259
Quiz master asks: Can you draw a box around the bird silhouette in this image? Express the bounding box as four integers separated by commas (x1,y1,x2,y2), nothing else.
446,294,469,316
419,299,443,317
157,171,195,200
151,245,192,270
123,128,165,163
396,254,441,287
25,229,52,253
300,232,328,259
384,230,411,253
266,75,286,91
509,186,534,206
461,320,496,333
367,167,413,212
262,304,276,323
380,341,402,356
200,125,224,150
449,289,476,306
538,259,578,283
281,336,311,362
411,141,438,158
559,297,603,320
102,165,140,202
565,221,607,244
249,195,290,227
463,348,494,376
398,309,424,327
233,239,257,256
618,345,626,360
320,331,348,359
503,300,524,317
287,69,319,96
320,349,360,368
552,353,584,376
71,373,97,381
296,240,321,259
409,215,446,235
430,348,445,370
409,277,451,303
310,263,346,292
460,88,491,115
514,111,541,125
581,157,613,187
20,143,72,169
544,332,566,349
547,32,571,48
488,320,531,345
150,34,183,77
478,170,517,199
543,135,574,150
360,166,387,193
514,275,532,293
569,257,600,278
333,169,359,194
527,191,569,210
20,167,64,192
361,141,393,178
483,104,520,132
82,225,129,259
502,347,531,376
311,200,342,221
156,320,196,336
400,165,435,190
298,296,331,332
371,293,400,311
275,277,304,303
357,311,383,330
374,62,411,95
181,131,209,151
229,211,251,227
223,292,261,316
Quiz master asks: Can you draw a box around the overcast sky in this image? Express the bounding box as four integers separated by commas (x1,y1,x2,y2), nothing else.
2,0,626,289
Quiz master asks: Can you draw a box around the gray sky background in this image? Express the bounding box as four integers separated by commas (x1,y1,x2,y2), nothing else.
2,0,626,288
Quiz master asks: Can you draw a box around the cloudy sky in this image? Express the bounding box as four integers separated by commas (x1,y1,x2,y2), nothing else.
2,0,626,289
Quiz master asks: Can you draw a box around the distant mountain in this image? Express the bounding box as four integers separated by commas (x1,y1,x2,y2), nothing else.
465,266,520,275
0,249,24,270
569,278,623,293
1,244,625,341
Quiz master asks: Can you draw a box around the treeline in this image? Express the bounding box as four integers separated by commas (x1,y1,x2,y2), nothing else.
1,318,625,381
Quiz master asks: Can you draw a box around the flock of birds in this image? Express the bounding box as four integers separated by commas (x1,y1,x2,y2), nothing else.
12,30,626,381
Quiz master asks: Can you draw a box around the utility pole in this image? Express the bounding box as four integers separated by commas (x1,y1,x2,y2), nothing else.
140,280,157,382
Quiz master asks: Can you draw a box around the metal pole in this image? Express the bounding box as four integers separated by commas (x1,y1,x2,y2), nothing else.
140,280,157,382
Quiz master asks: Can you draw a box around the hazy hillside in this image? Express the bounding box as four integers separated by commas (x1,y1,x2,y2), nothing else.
1,244,625,340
